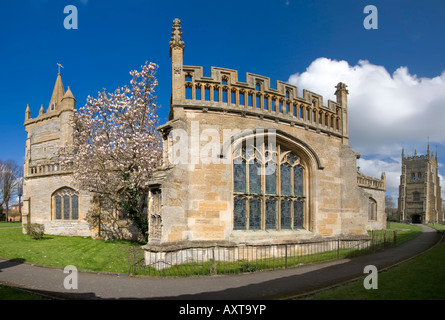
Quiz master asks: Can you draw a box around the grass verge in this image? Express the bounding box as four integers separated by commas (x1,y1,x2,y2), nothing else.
299,241,445,300
0,222,22,228
0,227,142,274
0,222,423,276
0,284,50,300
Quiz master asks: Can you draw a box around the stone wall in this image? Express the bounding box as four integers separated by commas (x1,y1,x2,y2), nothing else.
151,108,376,244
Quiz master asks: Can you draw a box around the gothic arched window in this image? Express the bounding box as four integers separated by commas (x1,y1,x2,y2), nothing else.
233,140,306,231
53,187,79,220
369,198,377,221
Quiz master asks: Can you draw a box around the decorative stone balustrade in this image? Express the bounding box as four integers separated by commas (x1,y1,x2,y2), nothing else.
357,170,386,191
179,65,344,137
27,161,72,177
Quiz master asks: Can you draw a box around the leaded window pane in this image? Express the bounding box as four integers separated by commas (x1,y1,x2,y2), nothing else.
294,166,303,196
294,201,304,229
249,198,261,230
280,164,292,196
63,195,70,220
233,161,246,193
233,142,306,231
72,195,79,220
233,196,246,230
249,160,262,194
281,200,291,229
265,163,276,194
265,199,277,229
55,196,62,219
287,152,298,164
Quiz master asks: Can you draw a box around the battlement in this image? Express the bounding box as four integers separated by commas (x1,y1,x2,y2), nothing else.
169,18,349,142
177,65,344,137
403,153,436,162
357,170,386,191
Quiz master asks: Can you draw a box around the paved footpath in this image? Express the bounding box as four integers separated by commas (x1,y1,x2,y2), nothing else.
0,224,442,300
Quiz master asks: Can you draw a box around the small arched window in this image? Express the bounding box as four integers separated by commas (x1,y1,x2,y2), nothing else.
53,187,79,220
413,191,420,202
369,198,377,221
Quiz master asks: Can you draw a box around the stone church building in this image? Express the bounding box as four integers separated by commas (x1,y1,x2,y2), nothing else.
397,146,443,224
22,19,386,244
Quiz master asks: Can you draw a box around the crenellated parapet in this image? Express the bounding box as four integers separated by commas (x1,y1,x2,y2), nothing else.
357,169,386,191
168,19,349,141
173,64,347,138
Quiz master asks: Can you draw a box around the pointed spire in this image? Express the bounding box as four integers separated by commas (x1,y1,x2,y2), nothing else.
427,142,430,157
63,86,75,100
48,73,65,111
39,104,45,116
25,104,31,120
62,86,76,109
402,147,405,159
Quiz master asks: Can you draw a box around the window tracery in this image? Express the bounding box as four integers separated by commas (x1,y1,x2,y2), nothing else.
233,140,306,231
53,187,79,220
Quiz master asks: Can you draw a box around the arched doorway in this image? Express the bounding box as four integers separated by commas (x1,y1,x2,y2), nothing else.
411,214,422,224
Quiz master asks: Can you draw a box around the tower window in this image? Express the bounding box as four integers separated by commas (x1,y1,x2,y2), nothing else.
53,187,79,220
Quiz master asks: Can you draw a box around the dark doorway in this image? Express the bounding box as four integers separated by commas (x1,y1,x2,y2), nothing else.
411,214,422,224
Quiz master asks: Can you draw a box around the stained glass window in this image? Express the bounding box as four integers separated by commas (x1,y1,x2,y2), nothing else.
249,198,261,230
233,141,306,231
233,161,246,193
265,162,276,194
294,201,304,229
55,196,62,219
281,200,291,229
294,166,303,196
233,196,246,230
53,188,79,220
72,195,79,220
280,163,292,196
63,195,70,220
249,160,262,194
265,199,277,229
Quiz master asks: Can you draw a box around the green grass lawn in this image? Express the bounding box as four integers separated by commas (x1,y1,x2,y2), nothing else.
381,221,423,243
0,222,22,228
0,284,49,300
0,222,423,276
426,223,445,232
0,227,142,274
300,230,445,300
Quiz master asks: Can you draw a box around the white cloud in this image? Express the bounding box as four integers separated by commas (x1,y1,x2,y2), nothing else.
288,58,445,196
356,157,401,198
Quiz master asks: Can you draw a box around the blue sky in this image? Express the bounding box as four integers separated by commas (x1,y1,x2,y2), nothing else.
1,0,445,199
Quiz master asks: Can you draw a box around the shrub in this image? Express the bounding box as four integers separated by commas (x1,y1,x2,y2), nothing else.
240,262,258,273
26,223,45,240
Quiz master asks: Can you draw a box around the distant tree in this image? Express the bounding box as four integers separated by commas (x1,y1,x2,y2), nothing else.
385,195,398,221
59,62,162,241
0,159,22,222
16,177,23,222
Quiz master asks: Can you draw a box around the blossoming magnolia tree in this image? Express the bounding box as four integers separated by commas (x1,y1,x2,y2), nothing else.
61,62,162,241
